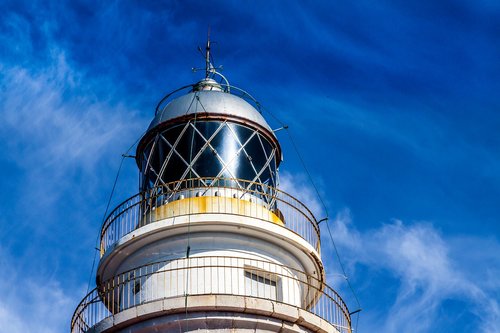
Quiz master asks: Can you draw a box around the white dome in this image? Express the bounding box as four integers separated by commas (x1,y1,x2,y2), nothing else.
149,90,274,133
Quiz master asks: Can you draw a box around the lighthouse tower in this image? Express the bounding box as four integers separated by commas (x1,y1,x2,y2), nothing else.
71,40,352,333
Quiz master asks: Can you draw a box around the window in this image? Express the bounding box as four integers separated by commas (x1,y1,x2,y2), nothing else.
244,267,280,301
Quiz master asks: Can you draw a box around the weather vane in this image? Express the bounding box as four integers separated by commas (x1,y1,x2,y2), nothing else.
192,26,227,86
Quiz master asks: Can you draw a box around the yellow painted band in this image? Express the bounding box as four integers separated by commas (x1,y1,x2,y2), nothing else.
153,196,284,226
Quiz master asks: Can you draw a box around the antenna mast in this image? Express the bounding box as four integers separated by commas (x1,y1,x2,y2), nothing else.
205,27,211,78
191,28,230,90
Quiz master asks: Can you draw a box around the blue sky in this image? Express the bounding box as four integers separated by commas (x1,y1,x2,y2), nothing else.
1,1,499,332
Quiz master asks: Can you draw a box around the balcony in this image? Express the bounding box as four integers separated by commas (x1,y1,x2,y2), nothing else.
100,178,321,257
72,256,351,333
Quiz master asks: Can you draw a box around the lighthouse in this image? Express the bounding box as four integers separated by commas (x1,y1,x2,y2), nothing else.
71,40,352,333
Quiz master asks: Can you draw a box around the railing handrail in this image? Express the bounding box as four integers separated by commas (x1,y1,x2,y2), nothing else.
100,192,141,229
71,256,351,333
101,177,319,230
99,178,321,256
154,83,263,116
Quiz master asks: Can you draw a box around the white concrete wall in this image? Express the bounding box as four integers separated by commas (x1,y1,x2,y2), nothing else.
108,231,309,311
116,230,306,273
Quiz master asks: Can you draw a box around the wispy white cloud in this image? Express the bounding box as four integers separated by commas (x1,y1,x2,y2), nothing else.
0,13,145,331
0,246,81,333
330,211,500,333
0,40,145,235
0,280,75,333
1,51,142,177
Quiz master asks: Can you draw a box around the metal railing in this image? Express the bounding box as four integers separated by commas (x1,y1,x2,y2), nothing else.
155,82,262,116
100,178,320,256
72,256,351,333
